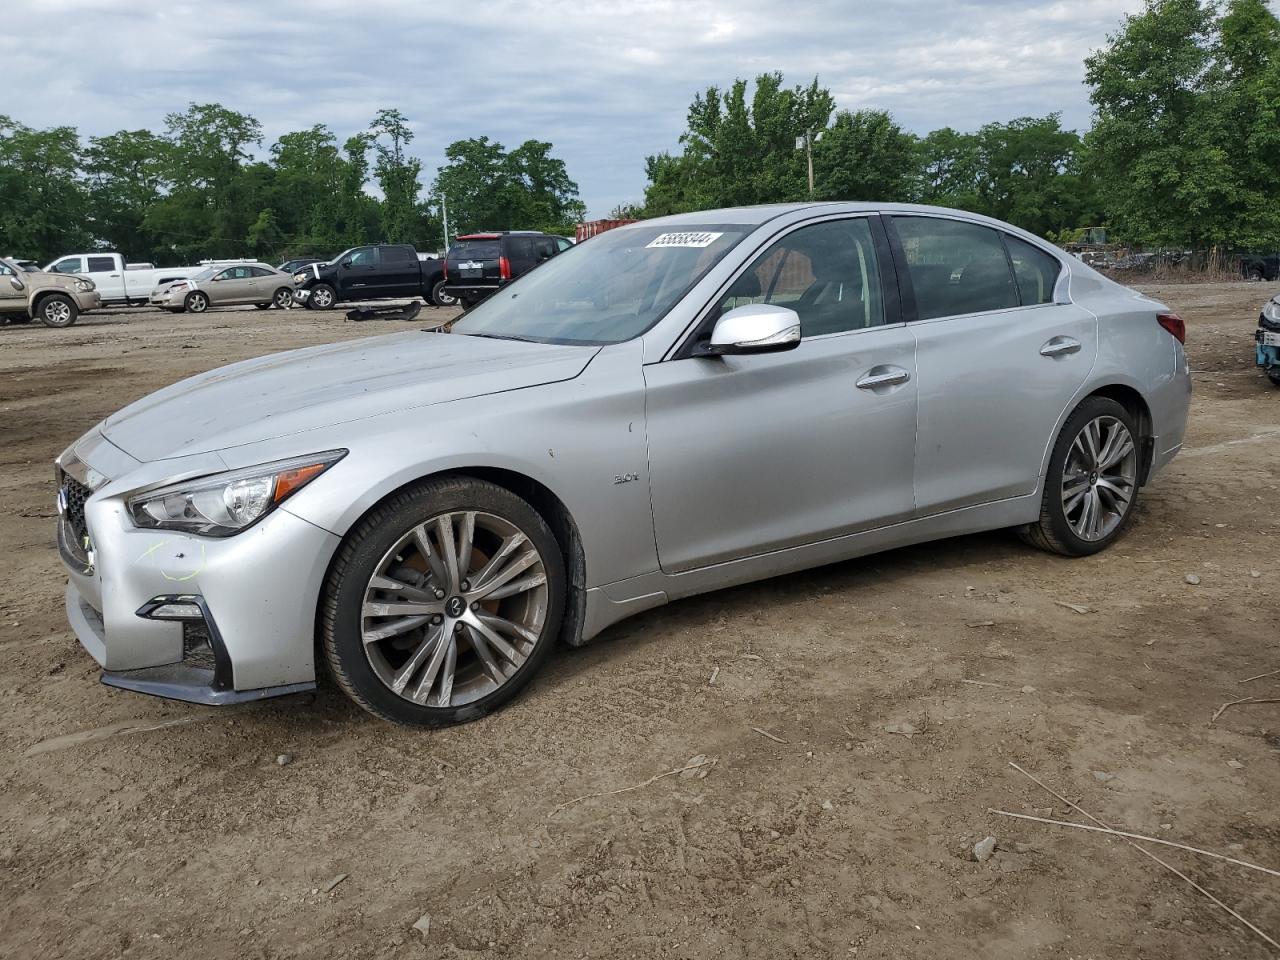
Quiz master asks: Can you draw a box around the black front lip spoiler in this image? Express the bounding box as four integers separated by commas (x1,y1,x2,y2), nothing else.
101,664,315,706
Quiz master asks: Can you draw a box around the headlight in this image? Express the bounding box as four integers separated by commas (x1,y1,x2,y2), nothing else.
1264,299,1280,323
127,450,346,537
293,272,308,283
74,278,95,292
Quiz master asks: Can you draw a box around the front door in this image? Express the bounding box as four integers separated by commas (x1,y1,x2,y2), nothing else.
887,216,1098,514
339,246,379,299
209,265,258,304
0,262,27,316
644,216,919,573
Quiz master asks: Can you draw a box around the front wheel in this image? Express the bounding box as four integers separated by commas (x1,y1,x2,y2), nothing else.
184,291,209,314
38,294,78,328
321,477,565,727
1020,397,1140,556
306,284,336,309
431,280,458,308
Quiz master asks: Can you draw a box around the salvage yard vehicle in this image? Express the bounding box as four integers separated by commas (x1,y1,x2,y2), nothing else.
1255,293,1280,385
441,231,572,307
44,253,204,307
292,244,450,309
150,262,296,313
55,202,1191,726
1241,253,1280,282
0,256,100,327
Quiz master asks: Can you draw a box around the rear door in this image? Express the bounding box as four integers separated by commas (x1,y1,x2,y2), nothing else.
887,215,1097,514
645,215,919,572
505,236,539,280
380,245,420,297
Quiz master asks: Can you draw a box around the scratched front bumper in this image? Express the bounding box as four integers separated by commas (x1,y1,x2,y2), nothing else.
57,437,341,695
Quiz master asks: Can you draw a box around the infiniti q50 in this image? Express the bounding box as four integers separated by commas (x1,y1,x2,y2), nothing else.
55,203,1191,726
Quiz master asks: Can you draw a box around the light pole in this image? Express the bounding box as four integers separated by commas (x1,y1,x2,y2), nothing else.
796,130,821,197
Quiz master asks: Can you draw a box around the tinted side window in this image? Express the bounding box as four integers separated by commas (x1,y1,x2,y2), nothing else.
86,256,116,272
348,247,378,267
715,218,885,336
508,237,537,260
383,246,414,264
534,238,557,260
1004,234,1061,306
893,217,1017,320
250,266,275,277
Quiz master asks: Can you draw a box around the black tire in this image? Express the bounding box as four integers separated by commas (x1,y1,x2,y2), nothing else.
321,476,566,727
1268,369,1280,387
460,295,480,309
306,283,336,310
1020,396,1141,557
184,290,209,314
255,303,270,310
1246,267,1264,282
272,287,294,309
37,294,78,328
431,280,458,308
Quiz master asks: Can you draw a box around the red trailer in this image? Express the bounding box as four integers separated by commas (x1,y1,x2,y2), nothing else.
575,218,639,243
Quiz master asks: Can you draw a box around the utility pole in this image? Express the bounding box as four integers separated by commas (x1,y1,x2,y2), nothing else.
440,195,450,253
806,130,815,197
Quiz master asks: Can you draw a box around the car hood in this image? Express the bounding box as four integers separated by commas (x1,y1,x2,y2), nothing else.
99,332,598,462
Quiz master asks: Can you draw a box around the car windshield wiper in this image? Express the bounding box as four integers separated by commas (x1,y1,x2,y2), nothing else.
456,331,533,343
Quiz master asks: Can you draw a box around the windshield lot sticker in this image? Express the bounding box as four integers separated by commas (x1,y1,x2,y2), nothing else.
646,232,724,249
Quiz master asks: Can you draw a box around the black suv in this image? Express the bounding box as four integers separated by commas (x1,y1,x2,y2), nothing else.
1241,253,1280,282
292,244,449,309
441,232,573,307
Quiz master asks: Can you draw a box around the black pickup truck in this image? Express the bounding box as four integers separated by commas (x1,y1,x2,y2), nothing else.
292,245,451,309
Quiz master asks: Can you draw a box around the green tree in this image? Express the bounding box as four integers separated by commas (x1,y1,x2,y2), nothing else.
82,129,169,261
971,116,1095,237
146,102,266,260
368,108,424,244
433,136,584,235
1084,0,1232,247
813,109,917,202
644,73,835,213
0,116,89,261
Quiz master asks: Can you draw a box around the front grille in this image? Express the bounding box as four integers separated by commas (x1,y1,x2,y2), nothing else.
60,472,92,547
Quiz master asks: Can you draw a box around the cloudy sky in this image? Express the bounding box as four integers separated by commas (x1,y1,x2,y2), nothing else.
8,0,1155,217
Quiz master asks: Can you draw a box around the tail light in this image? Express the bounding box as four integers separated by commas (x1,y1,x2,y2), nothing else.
499,255,511,280
1157,313,1185,344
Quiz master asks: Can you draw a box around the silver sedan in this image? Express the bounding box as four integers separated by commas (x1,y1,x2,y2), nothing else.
55,203,1190,725
151,262,296,313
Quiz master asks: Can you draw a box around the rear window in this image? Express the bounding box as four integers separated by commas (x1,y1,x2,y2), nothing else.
450,241,501,260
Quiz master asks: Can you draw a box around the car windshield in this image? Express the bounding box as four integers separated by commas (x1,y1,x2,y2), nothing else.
190,267,219,282
452,224,750,345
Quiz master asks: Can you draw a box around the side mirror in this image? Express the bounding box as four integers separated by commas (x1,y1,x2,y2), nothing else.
341,259,352,269
700,304,801,356
9,276,24,291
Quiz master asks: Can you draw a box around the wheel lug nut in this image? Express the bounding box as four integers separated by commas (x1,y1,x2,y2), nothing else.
460,580,470,591
454,622,464,632
431,615,442,625
434,589,445,599
471,601,480,610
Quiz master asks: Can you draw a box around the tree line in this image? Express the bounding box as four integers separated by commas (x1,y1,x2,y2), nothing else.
1,0,1275,266
638,0,1280,252
0,105,585,265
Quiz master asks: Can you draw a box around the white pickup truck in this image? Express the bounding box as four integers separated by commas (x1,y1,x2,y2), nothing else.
42,254,258,307
42,253,202,307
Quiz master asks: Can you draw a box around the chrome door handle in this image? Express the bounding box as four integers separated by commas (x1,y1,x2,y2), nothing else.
856,368,911,390
1040,336,1081,357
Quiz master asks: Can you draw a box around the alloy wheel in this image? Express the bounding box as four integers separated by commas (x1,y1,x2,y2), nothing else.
274,288,294,308
360,510,550,708
188,292,208,313
312,287,334,308
44,300,72,325
1061,415,1137,542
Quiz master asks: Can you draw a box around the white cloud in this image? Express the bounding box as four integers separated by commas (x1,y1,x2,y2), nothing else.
6,0,1200,217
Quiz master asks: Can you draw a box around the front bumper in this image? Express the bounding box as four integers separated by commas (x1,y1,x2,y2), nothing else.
74,290,102,312
57,434,341,704
1257,322,1280,370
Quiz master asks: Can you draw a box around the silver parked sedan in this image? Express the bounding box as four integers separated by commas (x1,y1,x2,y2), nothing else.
151,262,295,313
56,203,1190,725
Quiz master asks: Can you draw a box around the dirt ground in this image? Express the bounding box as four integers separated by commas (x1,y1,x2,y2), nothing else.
1,284,1277,960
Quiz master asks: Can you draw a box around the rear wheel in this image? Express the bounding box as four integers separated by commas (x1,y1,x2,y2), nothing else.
37,294,78,328
306,284,336,310
184,291,209,314
1246,266,1265,282
1021,396,1140,557
431,280,458,308
273,286,294,309
321,476,565,727
1269,369,1280,387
